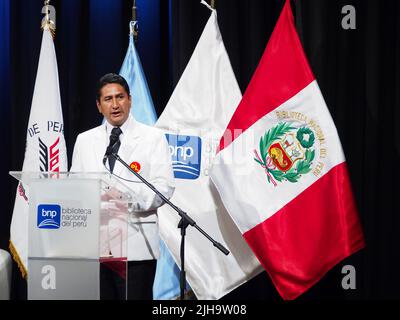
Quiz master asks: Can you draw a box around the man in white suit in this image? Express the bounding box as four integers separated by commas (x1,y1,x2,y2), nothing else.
70,73,175,299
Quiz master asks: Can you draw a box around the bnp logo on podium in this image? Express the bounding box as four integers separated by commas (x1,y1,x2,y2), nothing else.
37,204,61,229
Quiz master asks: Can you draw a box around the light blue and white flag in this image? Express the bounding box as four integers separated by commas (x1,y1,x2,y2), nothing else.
119,21,157,125
153,241,183,300
119,21,184,300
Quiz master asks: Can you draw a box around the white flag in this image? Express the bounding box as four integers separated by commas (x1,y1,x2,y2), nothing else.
9,28,68,276
156,2,262,299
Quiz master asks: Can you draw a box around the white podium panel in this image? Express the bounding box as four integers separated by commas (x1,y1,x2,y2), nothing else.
28,259,99,300
10,172,131,300
29,178,101,259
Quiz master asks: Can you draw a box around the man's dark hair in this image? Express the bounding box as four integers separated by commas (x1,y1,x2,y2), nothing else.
96,73,130,101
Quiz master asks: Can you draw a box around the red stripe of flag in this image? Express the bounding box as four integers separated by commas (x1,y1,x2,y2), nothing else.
243,163,365,300
219,0,314,152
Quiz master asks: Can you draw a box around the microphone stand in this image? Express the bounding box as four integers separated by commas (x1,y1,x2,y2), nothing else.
109,152,230,300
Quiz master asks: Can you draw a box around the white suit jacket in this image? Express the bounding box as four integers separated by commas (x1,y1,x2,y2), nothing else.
70,115,175,261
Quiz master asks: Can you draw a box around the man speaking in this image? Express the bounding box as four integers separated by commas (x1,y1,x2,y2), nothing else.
70,73,175,299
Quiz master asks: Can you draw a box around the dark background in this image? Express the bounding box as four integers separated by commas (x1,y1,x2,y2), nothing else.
1,0,399,300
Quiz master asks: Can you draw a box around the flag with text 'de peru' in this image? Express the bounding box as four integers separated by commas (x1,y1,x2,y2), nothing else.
210,0,365,300
10,27,68,277
155,1,263,300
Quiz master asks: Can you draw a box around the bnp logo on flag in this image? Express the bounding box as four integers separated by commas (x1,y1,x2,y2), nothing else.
254,110,328,187
165,134,202,180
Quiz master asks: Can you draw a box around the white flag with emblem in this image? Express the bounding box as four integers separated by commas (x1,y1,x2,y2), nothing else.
155,2,262,299
9,27,68,277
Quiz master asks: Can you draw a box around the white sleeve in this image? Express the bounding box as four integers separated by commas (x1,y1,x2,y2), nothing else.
129,133,175,212
70,134,83,172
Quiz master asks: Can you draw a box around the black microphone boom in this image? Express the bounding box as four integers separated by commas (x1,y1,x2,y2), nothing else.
108,152,230,300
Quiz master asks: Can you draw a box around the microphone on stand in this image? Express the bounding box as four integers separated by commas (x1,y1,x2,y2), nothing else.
103,131,120,165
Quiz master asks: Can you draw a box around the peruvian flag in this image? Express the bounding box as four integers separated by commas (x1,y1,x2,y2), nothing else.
210,0,365,300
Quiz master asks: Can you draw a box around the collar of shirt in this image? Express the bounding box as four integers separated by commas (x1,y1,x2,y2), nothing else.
104,114,135,142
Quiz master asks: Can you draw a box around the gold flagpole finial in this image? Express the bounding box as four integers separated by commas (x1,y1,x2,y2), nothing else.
210,0,216,9
131,0,138,42
41,0,56,38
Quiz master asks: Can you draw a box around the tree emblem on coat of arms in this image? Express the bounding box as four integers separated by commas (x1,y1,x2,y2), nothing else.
254,122,315,186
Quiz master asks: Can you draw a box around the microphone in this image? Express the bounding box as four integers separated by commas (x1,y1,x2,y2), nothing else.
103,131,120,165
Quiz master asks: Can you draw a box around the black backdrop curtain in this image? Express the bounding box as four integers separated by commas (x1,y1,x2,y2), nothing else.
1,0,400,300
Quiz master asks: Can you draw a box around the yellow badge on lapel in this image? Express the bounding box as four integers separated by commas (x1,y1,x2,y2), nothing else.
130,161,141,173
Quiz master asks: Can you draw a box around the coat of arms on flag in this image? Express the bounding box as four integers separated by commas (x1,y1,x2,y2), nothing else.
254,110,328,186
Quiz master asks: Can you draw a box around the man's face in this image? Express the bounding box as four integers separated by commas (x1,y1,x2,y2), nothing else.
97,83,131,126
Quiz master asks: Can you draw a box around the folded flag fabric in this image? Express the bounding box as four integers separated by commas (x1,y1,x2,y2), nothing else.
10,27,68,276
210,0,365,300
119,21,157,125
155,1,262,299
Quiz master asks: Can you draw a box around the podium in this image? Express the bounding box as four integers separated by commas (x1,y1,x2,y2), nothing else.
10,171,133,300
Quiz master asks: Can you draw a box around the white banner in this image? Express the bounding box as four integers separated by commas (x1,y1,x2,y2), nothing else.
156,6,262,299
10,29,68,275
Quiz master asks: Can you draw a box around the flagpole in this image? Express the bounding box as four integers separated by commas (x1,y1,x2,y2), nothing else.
132,0,138,42
132,0,136,21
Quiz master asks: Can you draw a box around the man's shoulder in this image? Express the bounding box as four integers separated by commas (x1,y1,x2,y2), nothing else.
76,124,105,142
131,121,166,140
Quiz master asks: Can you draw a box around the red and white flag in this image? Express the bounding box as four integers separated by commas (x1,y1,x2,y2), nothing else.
9,27,68,277
210,0,365,300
